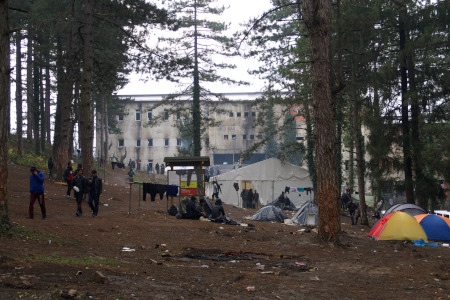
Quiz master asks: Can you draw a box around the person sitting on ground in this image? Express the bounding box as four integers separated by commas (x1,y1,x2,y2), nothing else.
184,196,203,220
197,198,211,218
210,198,226,222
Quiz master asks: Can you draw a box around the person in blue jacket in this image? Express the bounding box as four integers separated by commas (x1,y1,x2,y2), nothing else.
29,166,46,219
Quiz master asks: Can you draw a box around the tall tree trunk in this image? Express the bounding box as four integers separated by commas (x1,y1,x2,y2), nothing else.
53,38,73,179
192,1,201,157
80,0,94,174
352,65,368,226
0,0,10,231
408,46,425,209
15,30,23,156
33,64,40,153
40,67,45,152
399,8,414,204
26,32,33,140
103,99,109,166
45,64,51,144
303,0,340,242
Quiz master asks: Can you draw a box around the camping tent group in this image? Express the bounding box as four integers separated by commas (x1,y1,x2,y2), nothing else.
205,158,313,209
368,203,450,242
250,200,319,225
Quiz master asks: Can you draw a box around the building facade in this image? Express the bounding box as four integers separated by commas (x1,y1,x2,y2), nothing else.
99,92,305,172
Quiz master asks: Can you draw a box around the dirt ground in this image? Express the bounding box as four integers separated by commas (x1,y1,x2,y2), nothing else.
1,163,449,300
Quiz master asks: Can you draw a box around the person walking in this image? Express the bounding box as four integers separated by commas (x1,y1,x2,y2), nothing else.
347,199,360,225
47,157,54,179
63,160,74,198
87,169,102,217
72,168,86,216
29,166,46,219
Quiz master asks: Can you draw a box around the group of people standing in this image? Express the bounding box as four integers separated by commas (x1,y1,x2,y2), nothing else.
64,160,103,217
240,188,259,209
28,160,103,220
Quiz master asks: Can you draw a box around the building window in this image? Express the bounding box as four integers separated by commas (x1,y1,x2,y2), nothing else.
164,109,169,121
232,134,236,140
252,111,256,117
296,136,304,141
147,139,153,147
136,139,141,147
205,137,210,147
204,107,209,117
118,114,124,121
257,134,262,139
136,110,141,121
244,111,249,117
118,139,124,148
237,112,241,117
176,112,181,120
224,135,229,140
147,111,152,120
229,112,234,117
164,138,169,147
177,138,182,147
250,135,254,140
243,134,247,140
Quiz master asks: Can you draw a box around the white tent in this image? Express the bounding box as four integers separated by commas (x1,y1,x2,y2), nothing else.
206,158,313,208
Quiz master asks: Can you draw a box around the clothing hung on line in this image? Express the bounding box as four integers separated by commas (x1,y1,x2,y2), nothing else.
166,185,178,197
142,183,175,201
285,186,313,195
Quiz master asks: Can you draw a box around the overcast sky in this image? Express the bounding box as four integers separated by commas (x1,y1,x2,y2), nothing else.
117,0,273,95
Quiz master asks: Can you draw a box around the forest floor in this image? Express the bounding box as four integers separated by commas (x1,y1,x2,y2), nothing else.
1,163,449,299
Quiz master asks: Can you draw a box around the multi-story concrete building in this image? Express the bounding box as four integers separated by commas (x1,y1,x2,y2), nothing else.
98,92,306,172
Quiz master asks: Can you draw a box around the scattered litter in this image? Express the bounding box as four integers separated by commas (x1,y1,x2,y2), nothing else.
122,247,135,252
413,239,439,247
201,265,209,268
150,259,162,265
76,271,82,276
246,286,255,292
294,261,307,267
103,203,109,207
442,243,449,248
